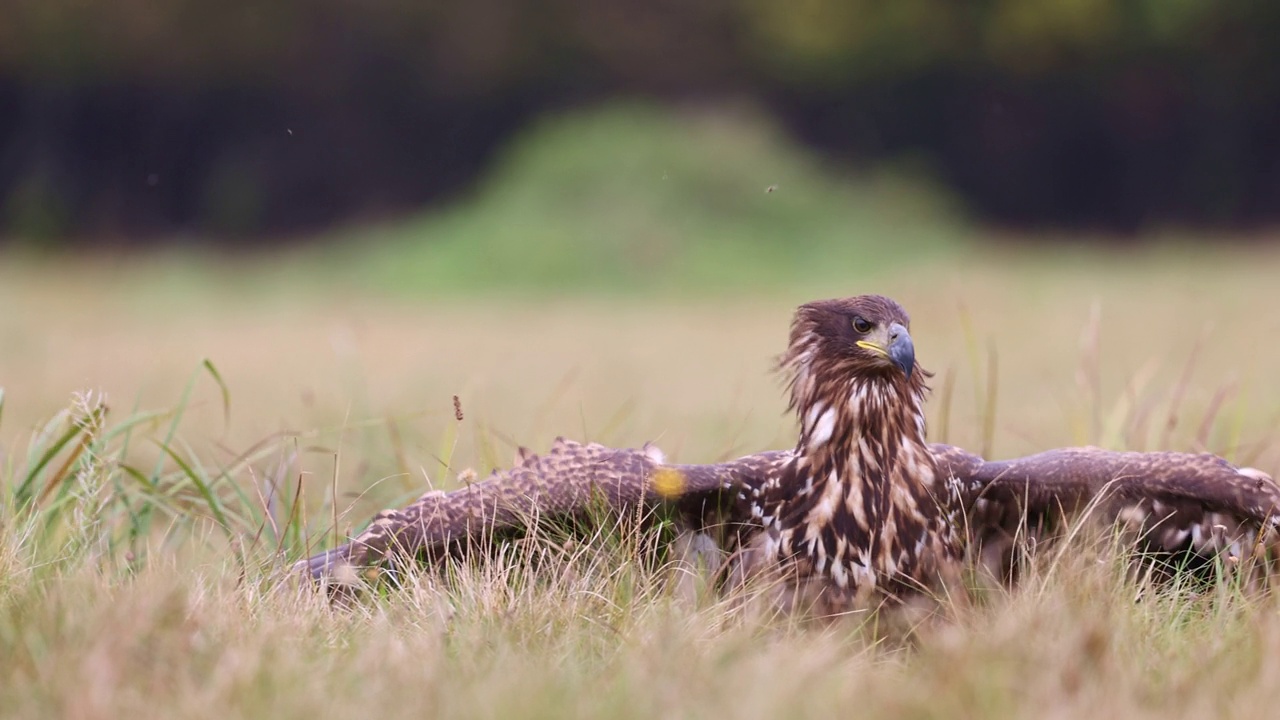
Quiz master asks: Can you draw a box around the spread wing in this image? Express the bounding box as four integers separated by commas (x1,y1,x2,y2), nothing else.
299,437,1278,588
296,437,790,586
940,445,1280,579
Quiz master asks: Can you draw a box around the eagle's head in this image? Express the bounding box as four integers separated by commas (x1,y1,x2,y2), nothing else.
778,295,929,439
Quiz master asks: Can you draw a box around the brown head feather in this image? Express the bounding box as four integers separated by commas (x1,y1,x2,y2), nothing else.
778,295,932,417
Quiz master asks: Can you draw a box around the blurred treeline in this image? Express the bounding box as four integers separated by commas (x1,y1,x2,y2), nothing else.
2,0,1279,244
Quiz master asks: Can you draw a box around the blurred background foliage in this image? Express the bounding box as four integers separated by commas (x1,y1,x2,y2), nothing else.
2,0,1279,245
334,104,966,295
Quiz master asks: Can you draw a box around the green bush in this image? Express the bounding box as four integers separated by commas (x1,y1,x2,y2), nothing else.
340,103,970,295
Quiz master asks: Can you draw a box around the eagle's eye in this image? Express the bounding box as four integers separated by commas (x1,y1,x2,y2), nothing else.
851,316,873,334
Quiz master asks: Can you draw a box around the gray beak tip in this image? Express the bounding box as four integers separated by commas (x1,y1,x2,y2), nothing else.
888,324,915,379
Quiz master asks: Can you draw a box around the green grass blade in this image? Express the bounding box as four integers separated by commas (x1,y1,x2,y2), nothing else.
98,409,168,445
148,363,207,484
109,469,147,549
935,366,955,445
981,341,998,459
202,358,232,433
152,439,233,535
15,418,84,507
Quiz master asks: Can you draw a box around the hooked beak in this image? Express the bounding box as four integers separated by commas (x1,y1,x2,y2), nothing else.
887,322,914,379
855,320,915,379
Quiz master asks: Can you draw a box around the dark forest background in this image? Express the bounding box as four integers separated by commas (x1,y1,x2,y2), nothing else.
3,0,1279,245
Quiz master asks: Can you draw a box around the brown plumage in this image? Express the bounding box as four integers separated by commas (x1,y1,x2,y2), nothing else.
954,446,1280,583
737,295,962,607
299,295,1280,605
301,438,792,585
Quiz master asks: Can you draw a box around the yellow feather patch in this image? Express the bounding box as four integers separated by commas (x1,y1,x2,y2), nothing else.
651,467,687,498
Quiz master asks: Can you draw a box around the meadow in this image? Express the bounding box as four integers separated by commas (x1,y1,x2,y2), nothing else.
2,105,1280,719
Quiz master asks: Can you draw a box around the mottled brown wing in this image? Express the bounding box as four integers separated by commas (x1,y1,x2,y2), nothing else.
297,436,792,585
947,445,1280,577
299,437,1279,587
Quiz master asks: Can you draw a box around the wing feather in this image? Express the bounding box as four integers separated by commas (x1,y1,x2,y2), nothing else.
949,446,1280,579
299,438,1278,590
297,438,792,586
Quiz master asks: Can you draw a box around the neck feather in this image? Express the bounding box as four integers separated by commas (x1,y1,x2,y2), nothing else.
760,367,946,590
796,374,929,469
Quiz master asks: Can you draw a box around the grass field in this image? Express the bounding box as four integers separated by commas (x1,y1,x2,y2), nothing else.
4,104,1280,719
2,241,1279,719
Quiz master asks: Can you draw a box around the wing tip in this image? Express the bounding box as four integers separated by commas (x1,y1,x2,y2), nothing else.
295,544,361,584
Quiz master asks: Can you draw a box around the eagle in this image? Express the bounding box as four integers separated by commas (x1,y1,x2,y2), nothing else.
731,295,963,610
299,295,1280,609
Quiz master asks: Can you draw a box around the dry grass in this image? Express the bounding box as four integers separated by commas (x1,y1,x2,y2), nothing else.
2,244,1280,719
